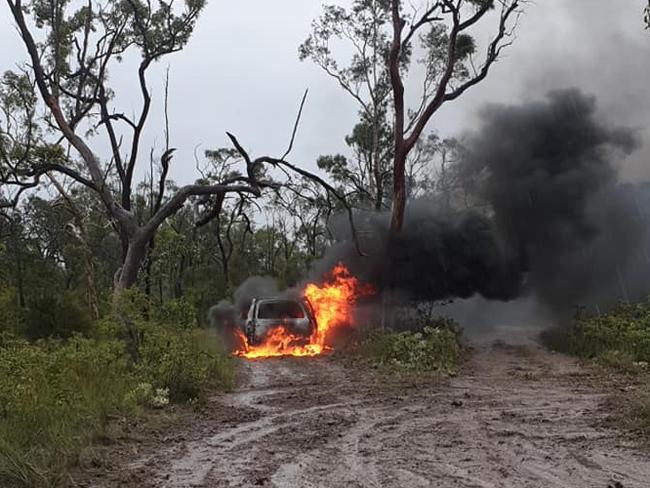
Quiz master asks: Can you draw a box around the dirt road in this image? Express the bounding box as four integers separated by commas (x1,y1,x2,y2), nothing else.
94,338,650,488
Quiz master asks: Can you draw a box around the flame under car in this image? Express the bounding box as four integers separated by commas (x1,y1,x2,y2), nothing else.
243,298,317,346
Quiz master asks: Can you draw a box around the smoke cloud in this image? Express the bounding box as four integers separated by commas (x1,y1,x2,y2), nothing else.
207,276,280,330
320,89,650,324
216,89,649,333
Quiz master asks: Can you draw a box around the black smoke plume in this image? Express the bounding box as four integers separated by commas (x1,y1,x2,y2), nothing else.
325,89,649,321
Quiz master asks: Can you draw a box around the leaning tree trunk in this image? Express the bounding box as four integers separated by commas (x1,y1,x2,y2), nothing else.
113,232,151,360
115,233,150,293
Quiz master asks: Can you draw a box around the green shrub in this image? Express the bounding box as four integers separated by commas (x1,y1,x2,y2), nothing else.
569,301,650,363
0,288,22,336
22,293,92,341
360,320,462,372
566,301,650,438
0,318,234,486
628,388,650,434
0,337,135,487
127,382,170,409
152,296,198,329
134,324,233,402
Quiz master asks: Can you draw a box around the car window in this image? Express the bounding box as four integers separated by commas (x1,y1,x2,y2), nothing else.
257,300,305,319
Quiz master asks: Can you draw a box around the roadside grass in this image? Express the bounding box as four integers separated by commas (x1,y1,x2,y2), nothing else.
0,308,233,487
346,316,463,373
559,300,650,436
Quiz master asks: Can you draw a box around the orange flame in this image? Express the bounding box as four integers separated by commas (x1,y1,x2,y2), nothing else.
234,263,370,358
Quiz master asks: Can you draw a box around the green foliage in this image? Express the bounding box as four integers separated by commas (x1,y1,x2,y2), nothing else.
135,324,233,403
0,312,233,486
566,300,650,438
0,288,22,336
455,34,477,60
0,337,135,487
22,293,92,341
0,287,92,342
152,296,198,329
628,387,650,435
360,320,462,372
107,289,234,401
568,301,650,365
127,383,170,409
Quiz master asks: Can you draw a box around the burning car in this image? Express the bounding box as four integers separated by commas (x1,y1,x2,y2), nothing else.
231,264,372,358
243,297,317,346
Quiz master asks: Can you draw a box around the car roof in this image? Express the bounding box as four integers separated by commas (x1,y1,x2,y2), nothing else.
255,297,303,304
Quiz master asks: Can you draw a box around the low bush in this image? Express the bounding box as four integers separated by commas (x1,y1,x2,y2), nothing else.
135,324,234,403
0,288,22,336
0,313,234,486
152,297,198,330
569,301,650,364
566,301,650,437
628,387,650,435
359,318,462,373
22,293,92,341
0,337,134,487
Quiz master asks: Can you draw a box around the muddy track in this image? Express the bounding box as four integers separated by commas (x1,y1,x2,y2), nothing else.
92,339,650,487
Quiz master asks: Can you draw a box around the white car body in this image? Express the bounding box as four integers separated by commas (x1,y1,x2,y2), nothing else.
244,298,317,345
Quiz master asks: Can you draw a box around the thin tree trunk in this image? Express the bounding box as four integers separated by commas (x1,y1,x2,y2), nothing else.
143,237,155,318
113,234,150,360
10,218,25,309
84,250,100,320
47,174,101,320
175,254,185,298
390,150,407,233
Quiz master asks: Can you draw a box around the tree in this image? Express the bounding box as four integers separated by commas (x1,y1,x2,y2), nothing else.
300,0,397,211
0,70,49,217
645,1,650,30
388,0,522,232
315,117,394,211
3,0,266,299
405,133,462,206
272,177,332,258
47,174,100,320
301,0,522,228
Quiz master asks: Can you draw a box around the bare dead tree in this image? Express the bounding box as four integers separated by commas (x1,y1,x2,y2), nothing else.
195,89,367,257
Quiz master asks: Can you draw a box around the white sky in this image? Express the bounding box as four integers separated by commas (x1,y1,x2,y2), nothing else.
1,0,649,186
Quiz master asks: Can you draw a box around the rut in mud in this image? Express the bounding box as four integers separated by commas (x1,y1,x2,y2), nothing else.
93,338,650,488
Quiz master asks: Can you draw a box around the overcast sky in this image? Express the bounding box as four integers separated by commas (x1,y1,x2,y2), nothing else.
1,0,649,186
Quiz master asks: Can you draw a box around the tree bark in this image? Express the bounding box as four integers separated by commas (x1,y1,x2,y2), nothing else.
390,149,407,233
112,233,151,360
389,0,406,233
115,232,150,293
